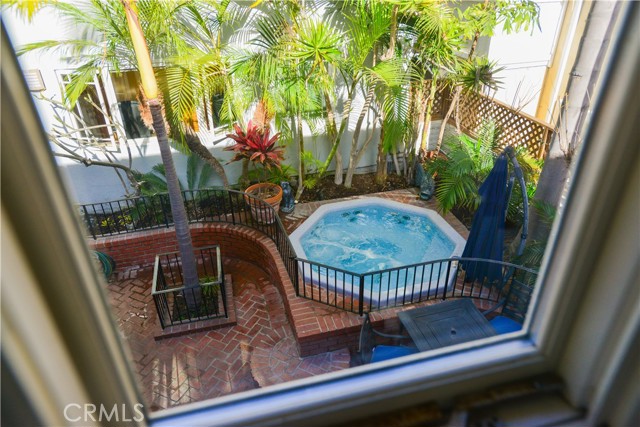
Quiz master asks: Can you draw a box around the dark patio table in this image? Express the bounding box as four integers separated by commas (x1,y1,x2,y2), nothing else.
398,299,497,351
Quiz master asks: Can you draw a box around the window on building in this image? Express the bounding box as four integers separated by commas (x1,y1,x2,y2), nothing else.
59,73,112,143
110,70,153,139
204,92,225,130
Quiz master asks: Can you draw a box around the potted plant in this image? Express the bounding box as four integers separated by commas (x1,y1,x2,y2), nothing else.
225,120,285,223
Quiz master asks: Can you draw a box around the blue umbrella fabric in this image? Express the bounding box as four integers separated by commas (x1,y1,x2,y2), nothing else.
461,153,509,282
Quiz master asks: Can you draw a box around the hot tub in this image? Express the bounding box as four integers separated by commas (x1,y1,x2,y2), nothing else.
290,198,466,307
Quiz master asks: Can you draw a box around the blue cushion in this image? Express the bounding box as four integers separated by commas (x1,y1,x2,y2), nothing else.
371,345,419,363
490,316,522,334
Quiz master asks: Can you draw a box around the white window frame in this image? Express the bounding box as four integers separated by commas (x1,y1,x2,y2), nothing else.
2,4,639,426
56,69,121,150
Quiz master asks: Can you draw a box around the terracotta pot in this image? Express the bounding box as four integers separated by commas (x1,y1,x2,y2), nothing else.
244,182,283,224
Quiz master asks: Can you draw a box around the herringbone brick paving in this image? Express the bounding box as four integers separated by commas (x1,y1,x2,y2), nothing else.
107,259,350,412
104,189,468,412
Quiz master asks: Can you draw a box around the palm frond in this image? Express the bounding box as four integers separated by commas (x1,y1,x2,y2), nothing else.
197,160,214,189
380,85,411,153
163,66,198,127
186,154,199,190
458,57,505,93
63,62,102,107
366,59,407,88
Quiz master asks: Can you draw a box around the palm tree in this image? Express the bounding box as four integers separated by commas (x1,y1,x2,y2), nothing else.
121,0,199,289
16,0,231,187
157,0,258,188
427,120,539,216
285,16,344,192
340,0,395,188
135,153,215,196
433,0,540,154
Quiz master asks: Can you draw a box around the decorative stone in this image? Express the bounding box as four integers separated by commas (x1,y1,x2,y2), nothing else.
420,173,435,200
280,181,295,213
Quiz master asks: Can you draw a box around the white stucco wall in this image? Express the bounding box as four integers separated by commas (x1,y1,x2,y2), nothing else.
4,7,381,204
4,2,565,204
486,0,565,116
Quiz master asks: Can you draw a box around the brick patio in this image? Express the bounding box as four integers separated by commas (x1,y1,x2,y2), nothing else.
102,188,470,411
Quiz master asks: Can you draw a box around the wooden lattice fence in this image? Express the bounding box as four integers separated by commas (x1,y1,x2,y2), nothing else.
444,91,554,159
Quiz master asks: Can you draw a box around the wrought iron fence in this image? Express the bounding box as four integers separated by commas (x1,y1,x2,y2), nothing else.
295,257,537,316
152,245,227,329
85,191,536,319
79,189,298,284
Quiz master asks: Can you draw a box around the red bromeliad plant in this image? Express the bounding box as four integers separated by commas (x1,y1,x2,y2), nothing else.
225,120,284,171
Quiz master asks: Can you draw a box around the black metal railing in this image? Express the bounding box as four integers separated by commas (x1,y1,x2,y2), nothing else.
79,189,298,284
84,191,536,319
152,245,227,329
295,257,537,316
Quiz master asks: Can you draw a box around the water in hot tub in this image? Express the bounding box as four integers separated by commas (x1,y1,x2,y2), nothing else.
300,205,456,274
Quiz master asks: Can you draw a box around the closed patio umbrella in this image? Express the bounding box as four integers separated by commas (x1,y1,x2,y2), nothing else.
461,153,509,282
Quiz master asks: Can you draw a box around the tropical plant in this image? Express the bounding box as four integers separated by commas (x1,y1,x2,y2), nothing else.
427,121,539,217
121,0,199,291
433,0,540,154
225,120,284,171
11,0,546,200
514,200,556,268
247,164,296,187
15,0,232,187
135,154,215,196
125,155,217,229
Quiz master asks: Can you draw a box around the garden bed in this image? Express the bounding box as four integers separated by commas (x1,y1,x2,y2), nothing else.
298,172,411,203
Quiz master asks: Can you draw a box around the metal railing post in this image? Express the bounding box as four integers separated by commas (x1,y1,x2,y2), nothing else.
293,257,300,296
358,275,365,316
158,194,170,228
82,205,96,239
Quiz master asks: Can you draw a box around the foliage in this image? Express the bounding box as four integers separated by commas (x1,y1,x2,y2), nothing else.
515,200,556,269
225,120,284,170
427,121,540,217
12,0,543,196
247,164,296,186
458,57,505,94
172,282,221,321
133,154,215,196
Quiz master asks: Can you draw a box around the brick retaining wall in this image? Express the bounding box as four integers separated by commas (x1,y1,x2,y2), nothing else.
89,224,365,356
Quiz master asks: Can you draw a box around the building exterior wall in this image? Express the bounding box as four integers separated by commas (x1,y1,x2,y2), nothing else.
5,2,566,204
486,0,565,117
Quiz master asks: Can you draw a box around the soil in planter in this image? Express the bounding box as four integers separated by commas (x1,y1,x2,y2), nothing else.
297,172,411,202
248,186,280,200
171,284,221,321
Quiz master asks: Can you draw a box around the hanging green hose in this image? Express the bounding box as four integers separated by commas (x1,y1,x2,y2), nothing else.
91,251,116,279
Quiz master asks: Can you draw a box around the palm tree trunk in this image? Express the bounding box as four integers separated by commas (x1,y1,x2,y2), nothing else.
344,86,375,188
435,7,485,154
323,93,343,185
122,0,199,295
419,78,438,152
435,87,461,154
375,125,387,185
345,116,377,187
184,132,230,188
150,100,199,289
317,81,357,179
392,151,401,175
295,113,305,200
